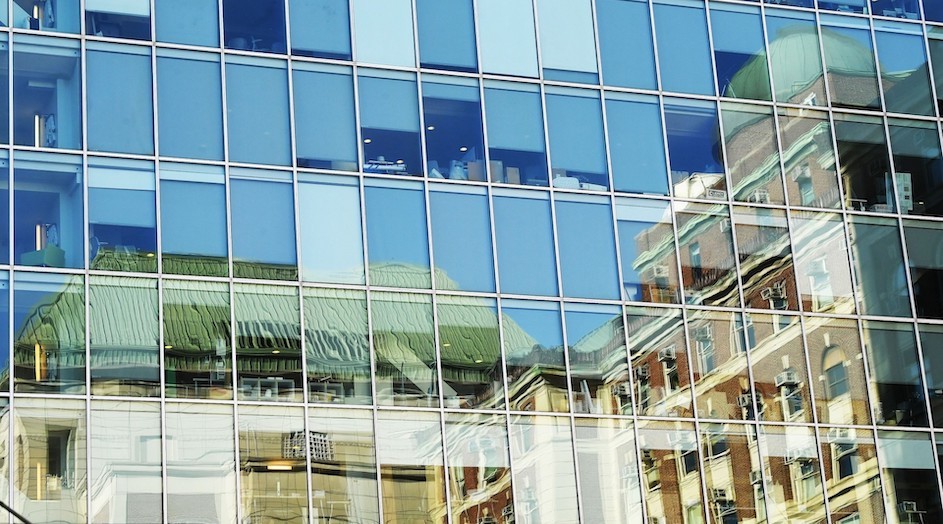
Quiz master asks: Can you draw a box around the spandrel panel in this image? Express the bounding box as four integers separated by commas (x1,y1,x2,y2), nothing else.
156,51,224,161
422,76,486,181
748,314,814,423
687,309,751,421
364,180,431,289
817,427,884,523
863,321,928,427
821,18,881,109
444,414,513,524
923,325,943,426
492,191,558,297
165,403,237,524
483,82,548,186
293,64,357,171
536,0,598,83
298,174,364,285
509,415,579,524
162,280,232,400
502,300,568,413
307,408,380,523
699,423,764,523
87,157,157,273
664,98,726,198
230,176,297,281
429,187,495,293
652,0,714,96
376,411,447,524
477,0,538,78
722,103,785,204
13,35,80,150
416,0,476,72
14,0,79,33
89,276,159,397
710,3,771,101
437,296,504,410
834,114,895,213
675,203,740,308
635,420,705,524
155,0,219,47
907,220,943,320
86,45,153,155
159,164,229,277
877,431,943,522
616,198,680,304
733,206,798,312
625,307,693,418
875,23,934,116
766,10,826,105
777,107,841,209
546,87,609,190
222,0,286,53
805,317,871,426
574,418,643,524
359,70,422,177
234,284,302,402
85,0,150,39
565,303,629,415
13,272,85,394
304,288,372,405
371,292,438,408
888,119,943,217
606,93,669,195
225,59,291,166
595,0,657,90
237,405,308,523
554,196,620,300
289,0,351,59
13,398,86,524
847,215,911,318
352,0,414,67
789,211,855,314
89,401,162,524
757,425,826,524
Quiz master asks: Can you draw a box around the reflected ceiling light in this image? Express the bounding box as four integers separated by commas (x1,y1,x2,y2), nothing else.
272,350,281,354
459,146,468,152
164,345,173,350
266,464,293,471
427,125,435,131
395,159,404,164
474,359,483,364
442,342,451,347
363,138,372,144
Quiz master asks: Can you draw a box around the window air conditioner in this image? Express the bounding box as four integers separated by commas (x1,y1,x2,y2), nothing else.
657,345,677,362
775,370,799,388
748,189,771,204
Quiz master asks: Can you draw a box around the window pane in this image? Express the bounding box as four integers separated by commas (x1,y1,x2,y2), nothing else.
364,180,431,289
159,163,228,277
749,314,813,423
13,151,84,269
429,187,495,292
555,196,620,300
872,0,920,18
423,76,485,181
757,425,825,523
607,93,668,195
565,303,629,415
834,114,894,212
483,81,548,186
864,321,927,427
493,191,558,297
352,0,414,67
699,423,763,522
86,0,150,39
818,0,867,14
0,36,7,144
438,296,503,409
710,3,770,101
163,280,232,399
847,215,911,317
165,403,237,524
477,0,538,77
929,33,943,114
596,0,656,89
509,416,579,523
778,107,840,208
766,10,825,105
13,35,80,149
89,276,159,397
0,273,9,390
298,174,364,285
223,0,286,53
14,0,79,33
234,284,302,402
805,317,870,426
818,427,884,522
225,58,291,166
359,70,422,177
790,210,856,314
919,325,943,426
238,405,308,522
626,307,694,417
547,87,608,190
371,292,437,407
733,206,798,311
616,198,680,303
676,203,739,307
444,414,513,524
376,411,446,524
89,401,161,523
722,103,784,204
636,420,705,522
230,174,297,280
502,299,568,412
687,309,751,420
904,219,943,319
88,157,157,272
157,51,224,161
653,0,714,95
875,23,934,116
574,418,643,523
888,119,943,217
87,45,153,155
417,0,476,72
304,288,372,405
289,0,350,59
155,0,218,47
878,431,943,521
821,17,880,109
293,63,357,171
0,157,6,265
536,0,598,83
665,98,726,198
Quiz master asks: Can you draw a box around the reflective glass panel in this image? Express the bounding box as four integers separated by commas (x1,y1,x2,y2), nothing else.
159,163,228,277
536,0,598,83
417,0,476,72
13,272,84,394
877,431,943,522
238,405,308,522
565,303,630,415
163,280,232,399
493,190,558,297
929,32,943,113
595,0,657,89
429,187,495,292
777,107,841,208
919,325,943,426
928,1,943,21
872,0,921,18
304,288,372,405
156,50,224,161
225,58,291,166
223,0,286,53
675,203,739,307
0,273,9,390
790,211,856,314
546,87,608,190
359,70,422,176
616,197,680,304
89,276,159,397
155,0,219,47
0,37,6,144
574,418,644,524
834,113,895,212
364,179,431,289
722,103,785,204
888,118,943,217
863,321,928,427
748,314,813,423
665,98,726,198
86,44,153,155
607,93,668,195
766,10,826,105
477,0,538,78
687,309,752,421
298,174,364,285
371,292,437,407
483,81,548,186
444,414,513,523
821,17,881,109
0,157,6,264
625,307,694,418
87,157,157,272
13,0,79,33
653,0,714,95
818,426,884,522
818,0,867,15
289,0,350,59
875,22,934,116
437,296,503,410
757,425,826,523
423,76,485,181
502,299,568,412
555,195,620,299
230,174,297,281
905,220,943,319
85,0,150,39
509,415,579,524
376,411,447,524
293,63,357,171
733,206,799,311
805,317,871,425
699,423,764,522
847,215,911,317
635,420,705,523
711,3,771,101
352,0,414,67
13,35,80,149
234,284,302,402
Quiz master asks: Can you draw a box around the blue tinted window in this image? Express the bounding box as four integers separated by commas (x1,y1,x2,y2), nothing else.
352,0,414,67
537,0,598,83
155,0,219,47
223,0,286,53
596,0,657,89
484,81,548,186
875,23,934,116
664,98,726,196
87,44,153,155
423,76,485,181
710,3,770,101
14,0,79,33
555,196,620,300
653,0,714,95
293,63,357,171
478,0,538,77
86,0,151,40
417,0,476,72
14,35,80,149
927,1,943,22
359,70,422,176
0,36,6,144
872,0,920,18
157,50,224,161
821,17,880,110
616,198,680,303
766,10,825,105
0,156,7,264
546,87,608,190
430,187,495,292
289,0,350,59
159,163,228,276
818,0,867,13
606,93,668,195
225,57,291,166
0,272,8,384
493,191,558,296
230,172,297,280
365,180,431,289
88,158,157,273
299,174,364,285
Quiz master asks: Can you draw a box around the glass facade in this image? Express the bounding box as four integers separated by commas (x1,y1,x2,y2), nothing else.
1,0,943,523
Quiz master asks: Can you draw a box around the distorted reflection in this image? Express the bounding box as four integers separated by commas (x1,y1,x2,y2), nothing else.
625,307,693,418
437,296,504,410
721,103,784,204
748,314,814,423
376,411,447,524
778,108,841,209
789,211,856,314
371,292,438,407
234,284,303,402
564,303,629,415
732,206,798,311
757,425,825,523
675,203,740,307
699,423,765,523
616,198,681,304
687,310,751,421
636,420,705,524
805,317,871,426
444,414,513,524
574,418,644,524
502,300,568,412
818,426,885,523
304,288,372,404
509,415,579,524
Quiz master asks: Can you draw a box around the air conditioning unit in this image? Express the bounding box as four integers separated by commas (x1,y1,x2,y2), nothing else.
760,282,787,300
826,427,850,443
657,345,677,362
791,164,811,181
750,470,763,485
706,189,727,200
710,488,728,501
636,365,651,379
693,326,713,340
613,382,632,397
898,501,918,514
652,265,670,278
775,370,799,388
737,393,754,408
719,218,732,232
783,447,811,465
502,505,514,517
641,450,654,462
748,189,771,204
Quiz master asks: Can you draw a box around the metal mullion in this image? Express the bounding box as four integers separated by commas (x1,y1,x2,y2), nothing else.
702,0,723,101
587,0,615,198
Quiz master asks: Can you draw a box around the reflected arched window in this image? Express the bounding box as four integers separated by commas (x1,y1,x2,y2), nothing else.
822,344,849,400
